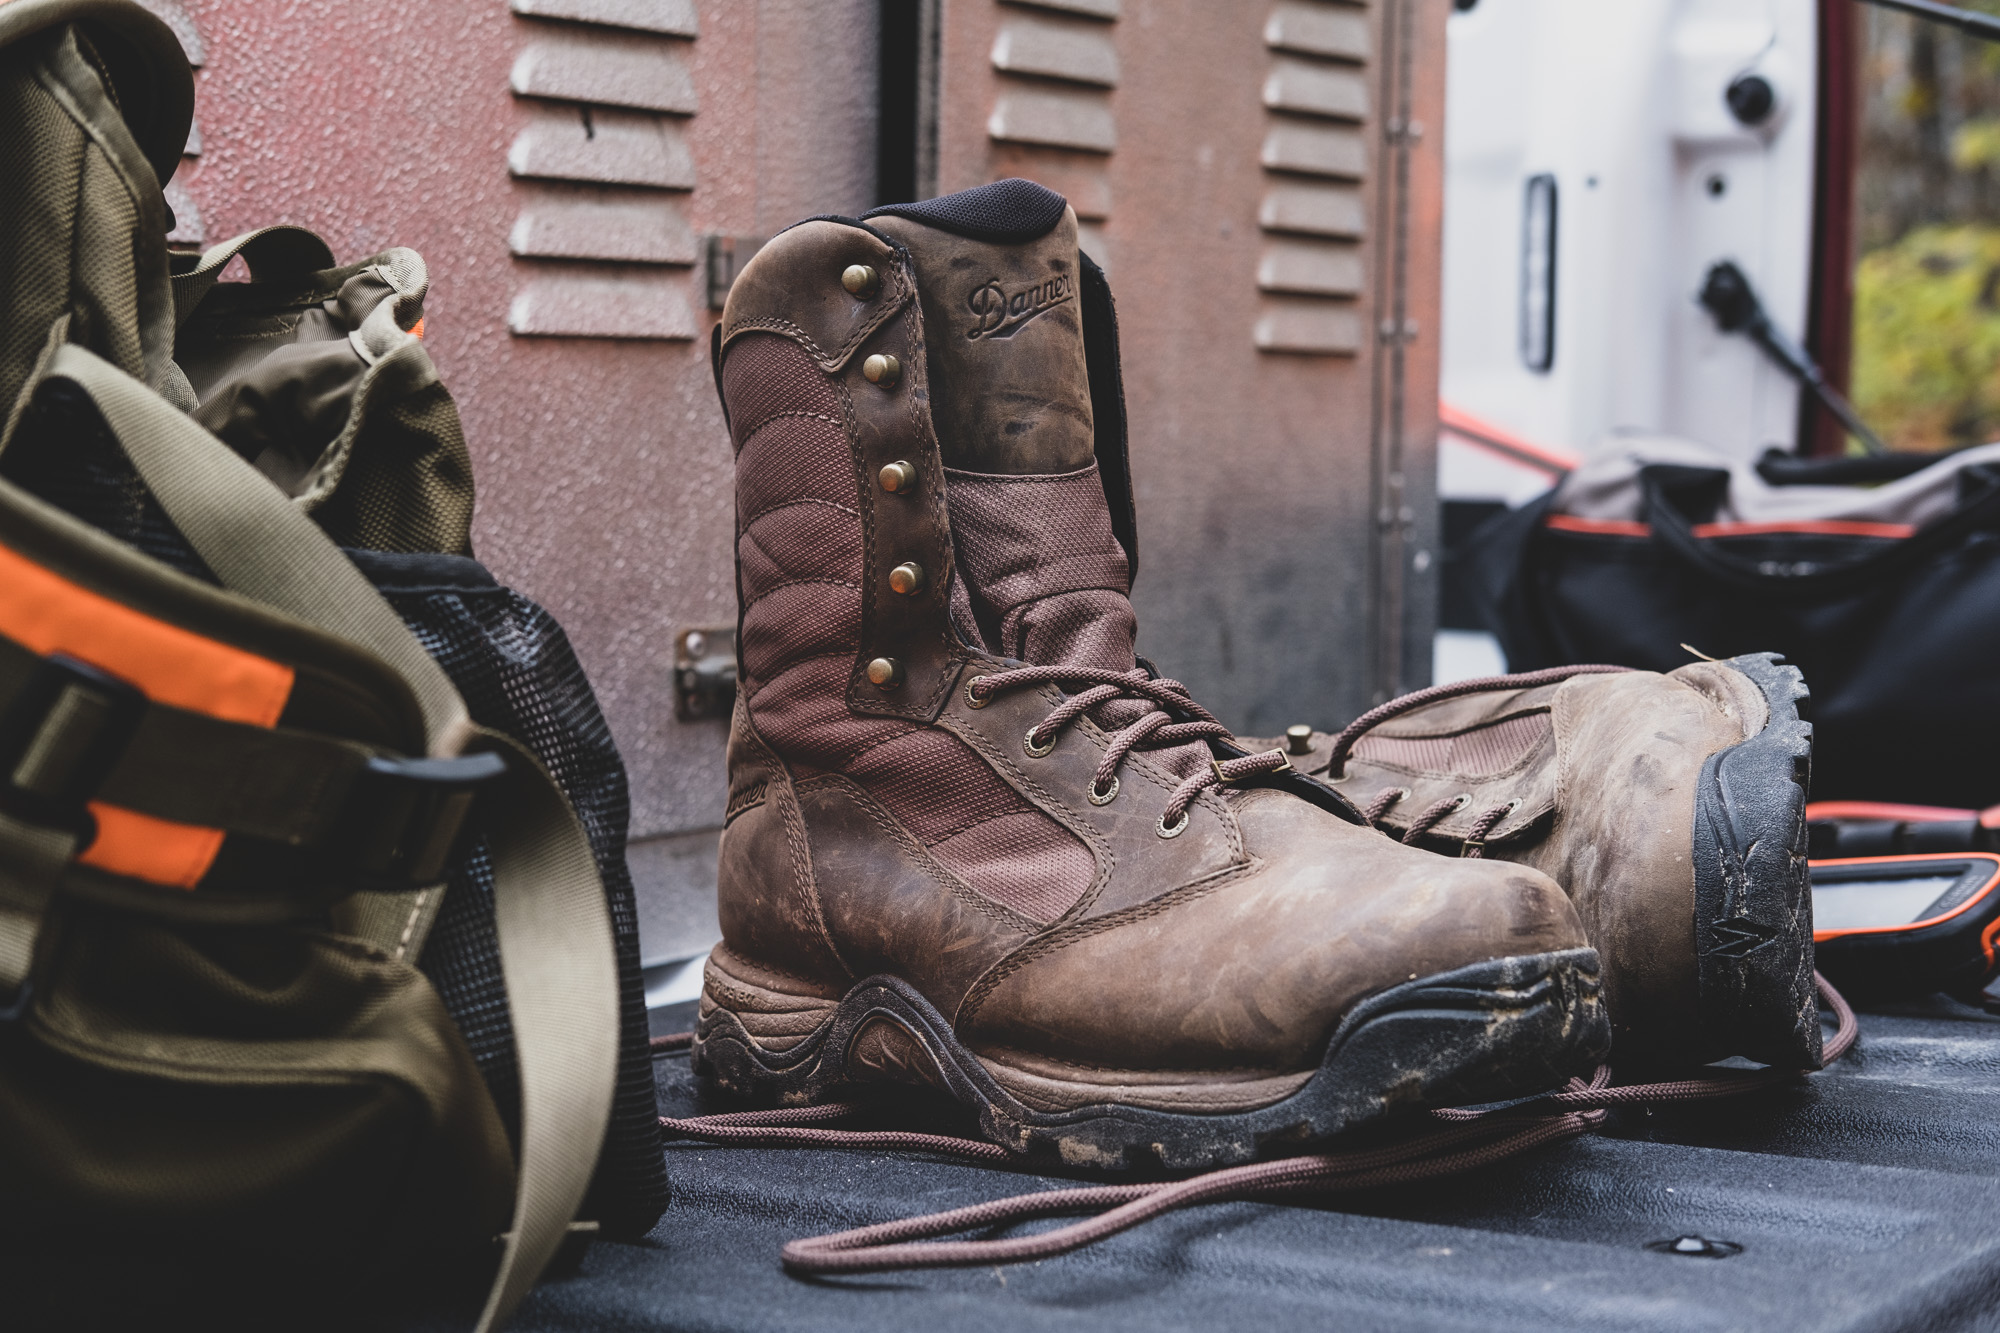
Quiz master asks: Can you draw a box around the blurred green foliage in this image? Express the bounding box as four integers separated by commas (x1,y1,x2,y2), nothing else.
1851,224,2000,452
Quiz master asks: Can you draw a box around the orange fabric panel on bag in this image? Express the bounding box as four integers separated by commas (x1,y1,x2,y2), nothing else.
81,803,226,890
0,540,295,886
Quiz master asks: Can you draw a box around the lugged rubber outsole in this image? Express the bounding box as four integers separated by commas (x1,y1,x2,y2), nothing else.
1693,652,1819,1068
691,948,1609,1172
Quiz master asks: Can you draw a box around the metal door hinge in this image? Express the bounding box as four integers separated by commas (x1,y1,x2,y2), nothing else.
675,627,737,721
706,236,768,310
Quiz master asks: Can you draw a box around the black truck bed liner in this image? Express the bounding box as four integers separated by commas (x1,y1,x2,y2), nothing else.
504,997,2000,1332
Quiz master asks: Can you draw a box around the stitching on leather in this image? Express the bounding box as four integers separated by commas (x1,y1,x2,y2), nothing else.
975,1045,1286,1078
743,650,866,702
707,941,841,997
794,774,1041,933
741,495,861,529
831,262,912,367
724,315,832,365
741,578,862,617
961,858,1264,1019
938,698,1115,865
736,704,855,981
734,407,847,451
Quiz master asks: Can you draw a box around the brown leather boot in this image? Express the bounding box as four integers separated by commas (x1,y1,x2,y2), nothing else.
697,180,1609,1170
1251,657,1817,1069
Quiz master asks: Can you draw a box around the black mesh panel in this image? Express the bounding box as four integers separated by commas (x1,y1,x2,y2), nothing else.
864,177,1068,242
349,548,667,1238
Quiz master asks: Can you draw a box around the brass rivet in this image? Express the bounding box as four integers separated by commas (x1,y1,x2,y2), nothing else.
863,353,901,386
842,264,879,297
1285,724,1315,756
879,460,918,494
888,561,926,596
866,656,905,687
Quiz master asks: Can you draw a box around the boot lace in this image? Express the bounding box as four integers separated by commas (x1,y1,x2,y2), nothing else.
1331,664,1633,858
964,665,1293,837
655,975,1859,1275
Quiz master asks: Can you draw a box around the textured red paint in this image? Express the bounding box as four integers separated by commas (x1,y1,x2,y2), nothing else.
175,0,875,846
168,0,1444,898
932,0,1446,729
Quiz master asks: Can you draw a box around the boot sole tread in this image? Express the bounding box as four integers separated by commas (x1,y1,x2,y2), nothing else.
1696,652,1820,1068
690,947,1609,1172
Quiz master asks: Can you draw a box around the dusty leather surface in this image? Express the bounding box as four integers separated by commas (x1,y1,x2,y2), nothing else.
870,208,1094,475
1293,669,1759,1059
712,211,1592,1094
714,698,851,999
1264,664,1785,1060
721,219,912,374
960,785,1585,1073
795,774,1036,1019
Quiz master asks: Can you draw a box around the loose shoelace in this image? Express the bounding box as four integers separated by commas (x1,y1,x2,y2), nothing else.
1333,664,1635,857
654,974,1858,1276
965,665,1294,837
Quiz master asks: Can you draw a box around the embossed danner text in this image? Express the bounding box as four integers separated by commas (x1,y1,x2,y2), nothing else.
965,272,1073,340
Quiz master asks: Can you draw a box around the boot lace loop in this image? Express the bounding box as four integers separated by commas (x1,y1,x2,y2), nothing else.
969,665,1293,833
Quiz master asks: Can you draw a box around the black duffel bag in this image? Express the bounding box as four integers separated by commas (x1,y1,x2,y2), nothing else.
1470,438,2000,808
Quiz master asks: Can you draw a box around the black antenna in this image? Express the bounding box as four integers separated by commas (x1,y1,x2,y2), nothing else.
1699,261,1890,456
1856,0,2000,44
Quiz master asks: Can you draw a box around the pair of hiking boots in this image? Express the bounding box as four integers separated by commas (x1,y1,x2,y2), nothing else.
695,180,1818,1170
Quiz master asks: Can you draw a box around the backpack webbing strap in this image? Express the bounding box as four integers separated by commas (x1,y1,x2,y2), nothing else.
0,810,74,1009
470,725,623,1331
31,346,619,1333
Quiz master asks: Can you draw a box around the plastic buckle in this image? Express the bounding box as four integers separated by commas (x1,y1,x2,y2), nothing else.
343,750,509,887
0,654,146,838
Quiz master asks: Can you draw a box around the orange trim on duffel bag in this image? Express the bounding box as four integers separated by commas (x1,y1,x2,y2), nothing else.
0,541,294,888
1544,514,1652,537
1806,800,1978,824
1546,515,1917,540
1690,519,1915,540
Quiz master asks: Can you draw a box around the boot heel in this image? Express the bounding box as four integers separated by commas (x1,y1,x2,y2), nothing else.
690,946,841,1098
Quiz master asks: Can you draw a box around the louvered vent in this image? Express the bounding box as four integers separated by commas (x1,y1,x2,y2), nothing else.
1255,0,1369,355
987,0,1118,263
507,0,699,340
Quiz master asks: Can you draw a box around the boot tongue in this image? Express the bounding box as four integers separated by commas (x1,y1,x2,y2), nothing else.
871,182,1206,779
867,183,1094,476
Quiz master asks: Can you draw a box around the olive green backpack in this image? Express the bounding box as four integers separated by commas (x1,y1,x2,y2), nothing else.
0,3,624,1326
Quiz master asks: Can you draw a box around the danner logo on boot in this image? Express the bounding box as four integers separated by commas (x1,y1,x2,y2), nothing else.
965,272,1073,341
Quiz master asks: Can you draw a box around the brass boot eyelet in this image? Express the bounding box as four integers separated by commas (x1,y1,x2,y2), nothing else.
965,677,991,708
1025,727,1058,758
842,264,880,297
1088,776,1120,806
1157,809,1190,839
863,353,901,386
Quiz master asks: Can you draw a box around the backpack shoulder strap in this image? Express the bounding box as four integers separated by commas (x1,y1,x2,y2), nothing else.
19,344,619,1333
